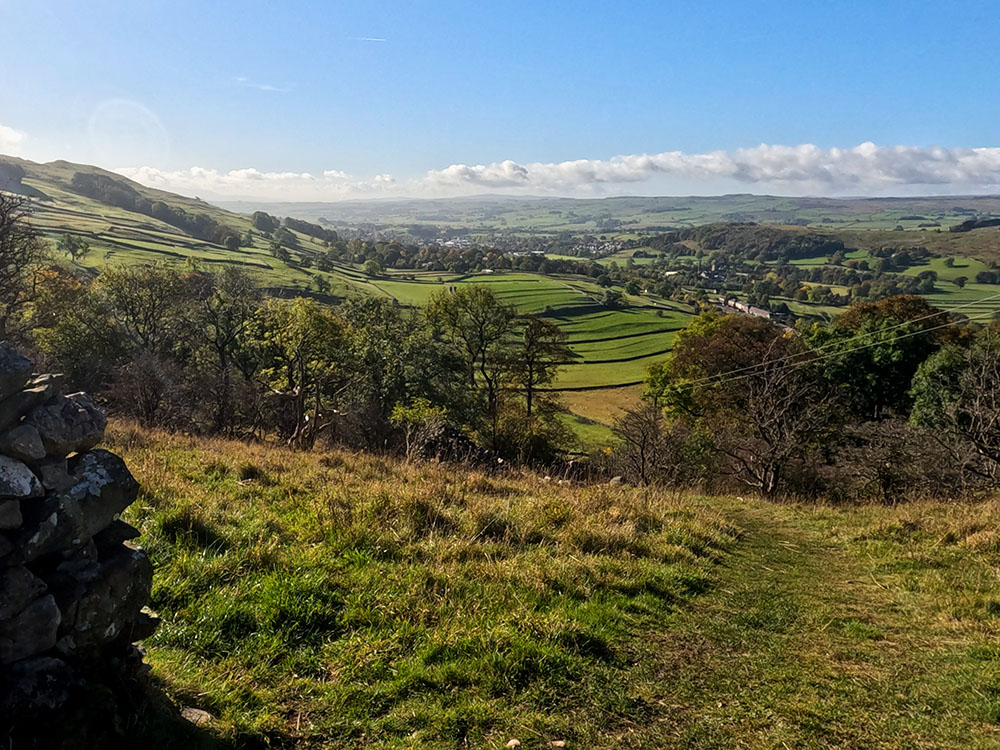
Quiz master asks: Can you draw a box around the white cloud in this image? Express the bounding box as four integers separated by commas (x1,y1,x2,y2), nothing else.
424,143,1000,193
114,165,394,201
235,76,292,93
116,143,1000,202
0,123,26,155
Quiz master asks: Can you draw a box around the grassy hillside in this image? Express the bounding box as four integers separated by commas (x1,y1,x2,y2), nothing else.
111,423,738,748
108,425,1000,749
1,155,366,296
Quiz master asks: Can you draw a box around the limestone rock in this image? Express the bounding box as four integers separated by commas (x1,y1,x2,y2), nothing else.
13,492,88,564
0,344,32,400
27,372,65,396
0,594,61,664
24,392,106,457
0,384,53,433
54,544,153,658
0,565,47,620
0,499,21,529
67,449,140,537
0,423,45,462
14,451,139,563
0,455,42,499
33,456,75,492
93,519,141,551
181,707,215,726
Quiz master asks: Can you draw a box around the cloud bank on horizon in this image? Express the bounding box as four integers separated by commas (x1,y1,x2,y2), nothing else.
110,142,1000,202
0,124,26,156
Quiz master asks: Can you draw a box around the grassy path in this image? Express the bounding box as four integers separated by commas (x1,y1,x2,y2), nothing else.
610,501,1000,749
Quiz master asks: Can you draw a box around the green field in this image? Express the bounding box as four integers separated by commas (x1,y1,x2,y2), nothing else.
10,153,1000,445
220,194,1000,239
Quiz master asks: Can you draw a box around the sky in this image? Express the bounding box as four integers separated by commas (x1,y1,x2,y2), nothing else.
2,0,1000,201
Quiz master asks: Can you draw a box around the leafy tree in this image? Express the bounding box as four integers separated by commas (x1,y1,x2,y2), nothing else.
803,295,956,419
58,233,91,261
0,193,47,338
191,268,261,433
271,226,299,250
251,211,279,233
251,297,351,448
911,331,1000,481
95,265,196,424
646,313,833,496
426,285,518,445
391,398,448,460
341,296,466,447
510,315,569,417
603,289,624,308
363,258,383,277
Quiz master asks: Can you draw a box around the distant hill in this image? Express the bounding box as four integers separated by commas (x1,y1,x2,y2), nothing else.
218,193,1000,236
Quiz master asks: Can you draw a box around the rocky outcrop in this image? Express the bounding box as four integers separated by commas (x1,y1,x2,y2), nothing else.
0,343,156,720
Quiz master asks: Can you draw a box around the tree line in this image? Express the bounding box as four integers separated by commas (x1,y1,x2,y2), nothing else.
610,294,1000,502
10,192,1000,501
1,195,573,460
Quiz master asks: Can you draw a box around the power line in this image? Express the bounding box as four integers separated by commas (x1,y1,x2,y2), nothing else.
685,291,1000,388
681,309,996,392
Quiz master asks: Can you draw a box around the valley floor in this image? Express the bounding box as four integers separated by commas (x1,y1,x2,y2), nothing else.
106,427,1000,749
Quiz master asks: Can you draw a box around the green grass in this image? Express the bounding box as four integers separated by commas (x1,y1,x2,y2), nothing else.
105,424,1000,749
608,496,1000,748
112,423,737,748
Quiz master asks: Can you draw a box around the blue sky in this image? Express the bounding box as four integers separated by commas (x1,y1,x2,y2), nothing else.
2,0,999,199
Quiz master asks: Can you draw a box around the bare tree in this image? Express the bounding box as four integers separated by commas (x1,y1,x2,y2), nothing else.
912,331,1000,485
709,343,833,497
612,403,668,485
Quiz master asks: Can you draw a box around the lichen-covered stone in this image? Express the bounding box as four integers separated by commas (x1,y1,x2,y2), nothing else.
67,449,139,537
13,451,139,564
0,423,45,462
24,392,106,457
13,491,88,564
0,360,155,720
54,544,153,658
0,455,42,499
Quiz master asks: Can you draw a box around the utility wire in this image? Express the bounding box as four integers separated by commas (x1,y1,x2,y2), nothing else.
681,308,996,392
685,290,1000,388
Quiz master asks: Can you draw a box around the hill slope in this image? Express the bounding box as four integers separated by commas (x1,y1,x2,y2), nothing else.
102,424,1000,749
0,155,367,297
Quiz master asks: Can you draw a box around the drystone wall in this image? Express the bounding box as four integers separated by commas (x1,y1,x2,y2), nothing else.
0,343,156,718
